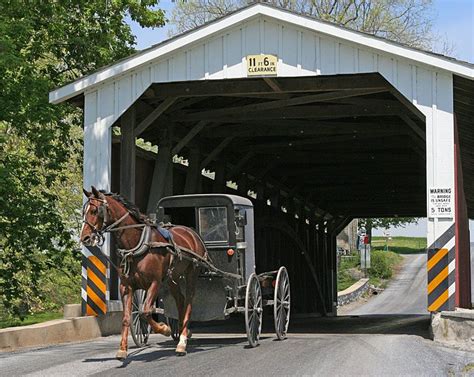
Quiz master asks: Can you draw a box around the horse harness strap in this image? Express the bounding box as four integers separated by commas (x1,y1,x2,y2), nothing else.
115,224,193,279
114,225,241,281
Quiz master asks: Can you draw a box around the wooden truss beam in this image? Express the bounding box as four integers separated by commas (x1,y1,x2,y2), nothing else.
240,136,416,153
177,88,388,121
200,137,234,169
173,103,405,122
400,114,426,141
172,121,208,155
202,121,403,138
279,164,423,177
135,97,177,136
227,151,255,178
120,106,136,201
238,133,410,151
150,73,388,98
262,151,420,164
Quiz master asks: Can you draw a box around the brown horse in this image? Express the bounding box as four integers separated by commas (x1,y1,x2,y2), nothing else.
80,186,206,359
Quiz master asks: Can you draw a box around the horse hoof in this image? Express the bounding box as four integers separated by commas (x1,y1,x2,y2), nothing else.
116,350,127,360
176,349,187,356
163,325,172,337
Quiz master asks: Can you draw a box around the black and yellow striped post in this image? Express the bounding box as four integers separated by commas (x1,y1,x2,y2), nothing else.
427,224,456,312
81,246,108,316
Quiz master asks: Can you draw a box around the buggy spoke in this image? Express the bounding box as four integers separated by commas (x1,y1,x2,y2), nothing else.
130,289,151,347
274,267,290,340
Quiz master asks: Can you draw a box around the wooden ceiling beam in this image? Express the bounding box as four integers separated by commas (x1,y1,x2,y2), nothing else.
277,165,424,177
174,88,388,121
172,103,405,122
150,73,388,98
202,121,403,138
236,133,412,151
240,137,416,153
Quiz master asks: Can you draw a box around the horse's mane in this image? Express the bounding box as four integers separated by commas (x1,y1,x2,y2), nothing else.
100,190,148,223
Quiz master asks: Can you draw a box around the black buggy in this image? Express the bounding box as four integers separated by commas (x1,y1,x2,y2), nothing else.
130,194,291,348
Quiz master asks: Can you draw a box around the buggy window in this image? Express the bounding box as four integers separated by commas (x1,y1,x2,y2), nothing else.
198,207,228,243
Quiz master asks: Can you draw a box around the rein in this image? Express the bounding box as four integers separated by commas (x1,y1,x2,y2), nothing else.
82,195,241,282
83,197,171,278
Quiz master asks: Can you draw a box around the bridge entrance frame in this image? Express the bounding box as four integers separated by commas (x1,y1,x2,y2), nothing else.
49,3,474,316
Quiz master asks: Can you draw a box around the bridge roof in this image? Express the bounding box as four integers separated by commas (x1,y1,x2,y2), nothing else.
49,2,473,105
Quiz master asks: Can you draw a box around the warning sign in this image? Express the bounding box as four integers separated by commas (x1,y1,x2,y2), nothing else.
246,54,278,76
429,187,454,218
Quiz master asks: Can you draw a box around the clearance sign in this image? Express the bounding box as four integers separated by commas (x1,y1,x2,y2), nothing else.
247,54,278,76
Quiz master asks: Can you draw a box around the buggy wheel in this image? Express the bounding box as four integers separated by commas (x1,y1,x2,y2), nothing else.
245,273,263,348
274,266,290,340
130,289,151,347
167,317,180,342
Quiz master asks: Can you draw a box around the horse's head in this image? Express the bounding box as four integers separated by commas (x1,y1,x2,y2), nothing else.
81,186,111,247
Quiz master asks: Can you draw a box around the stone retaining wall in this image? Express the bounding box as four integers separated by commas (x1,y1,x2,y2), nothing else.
337,278,369,306
431,309,474,350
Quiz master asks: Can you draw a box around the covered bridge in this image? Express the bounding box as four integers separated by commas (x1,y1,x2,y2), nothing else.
49,3,474,316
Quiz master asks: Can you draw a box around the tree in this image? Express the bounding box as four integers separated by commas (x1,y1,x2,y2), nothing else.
0,1,166,319
170,0,434,49
358,217,419,241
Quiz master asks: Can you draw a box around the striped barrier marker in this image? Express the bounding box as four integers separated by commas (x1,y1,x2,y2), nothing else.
81,246,108,316
427,224,456,312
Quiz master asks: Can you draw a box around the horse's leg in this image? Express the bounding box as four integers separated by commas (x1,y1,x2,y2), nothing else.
143,281,171,336
116,283,132,360
175,266,198,356
169,279,185,334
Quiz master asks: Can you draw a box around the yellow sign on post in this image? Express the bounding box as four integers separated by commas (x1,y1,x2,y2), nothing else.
246,54,278,76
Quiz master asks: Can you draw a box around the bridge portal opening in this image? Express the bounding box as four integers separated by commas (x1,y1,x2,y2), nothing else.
109,73,427,316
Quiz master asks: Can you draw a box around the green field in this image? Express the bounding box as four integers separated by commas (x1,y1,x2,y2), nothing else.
371,236,427,254
338,236,425,292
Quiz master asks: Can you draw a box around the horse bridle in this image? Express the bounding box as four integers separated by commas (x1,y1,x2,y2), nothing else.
82,197,130,246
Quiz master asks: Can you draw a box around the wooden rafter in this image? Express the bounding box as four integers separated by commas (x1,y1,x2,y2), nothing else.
200,137,234,169
174,103,406,122
172,121,208,155
202,120,404,138
135,97,177,136
176,88,389,121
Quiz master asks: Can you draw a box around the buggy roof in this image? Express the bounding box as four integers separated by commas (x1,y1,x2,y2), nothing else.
158,194,253,209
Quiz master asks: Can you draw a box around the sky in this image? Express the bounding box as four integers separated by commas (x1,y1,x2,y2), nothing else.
128,0,474,62
127,1,474,238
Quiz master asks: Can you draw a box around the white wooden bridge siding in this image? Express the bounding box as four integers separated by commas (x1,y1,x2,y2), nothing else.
83,14,455,301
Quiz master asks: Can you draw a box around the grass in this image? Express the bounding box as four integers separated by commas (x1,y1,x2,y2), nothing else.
338,271,358,292
338,236,426,293
0,311,63,329
462,363,474,373
368,250,403,287
371,236,426,254
337,254,360,291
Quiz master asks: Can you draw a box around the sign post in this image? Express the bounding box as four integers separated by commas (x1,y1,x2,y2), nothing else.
359,234,370,276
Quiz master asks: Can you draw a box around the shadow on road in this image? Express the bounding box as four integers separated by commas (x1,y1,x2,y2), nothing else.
289,314,431,339
81,314,430,368
82,336,250,368
184,313,431,339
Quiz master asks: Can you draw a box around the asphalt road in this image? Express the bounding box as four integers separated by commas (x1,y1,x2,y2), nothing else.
2,253,473,376
1,316,473,377
349,253,428,315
